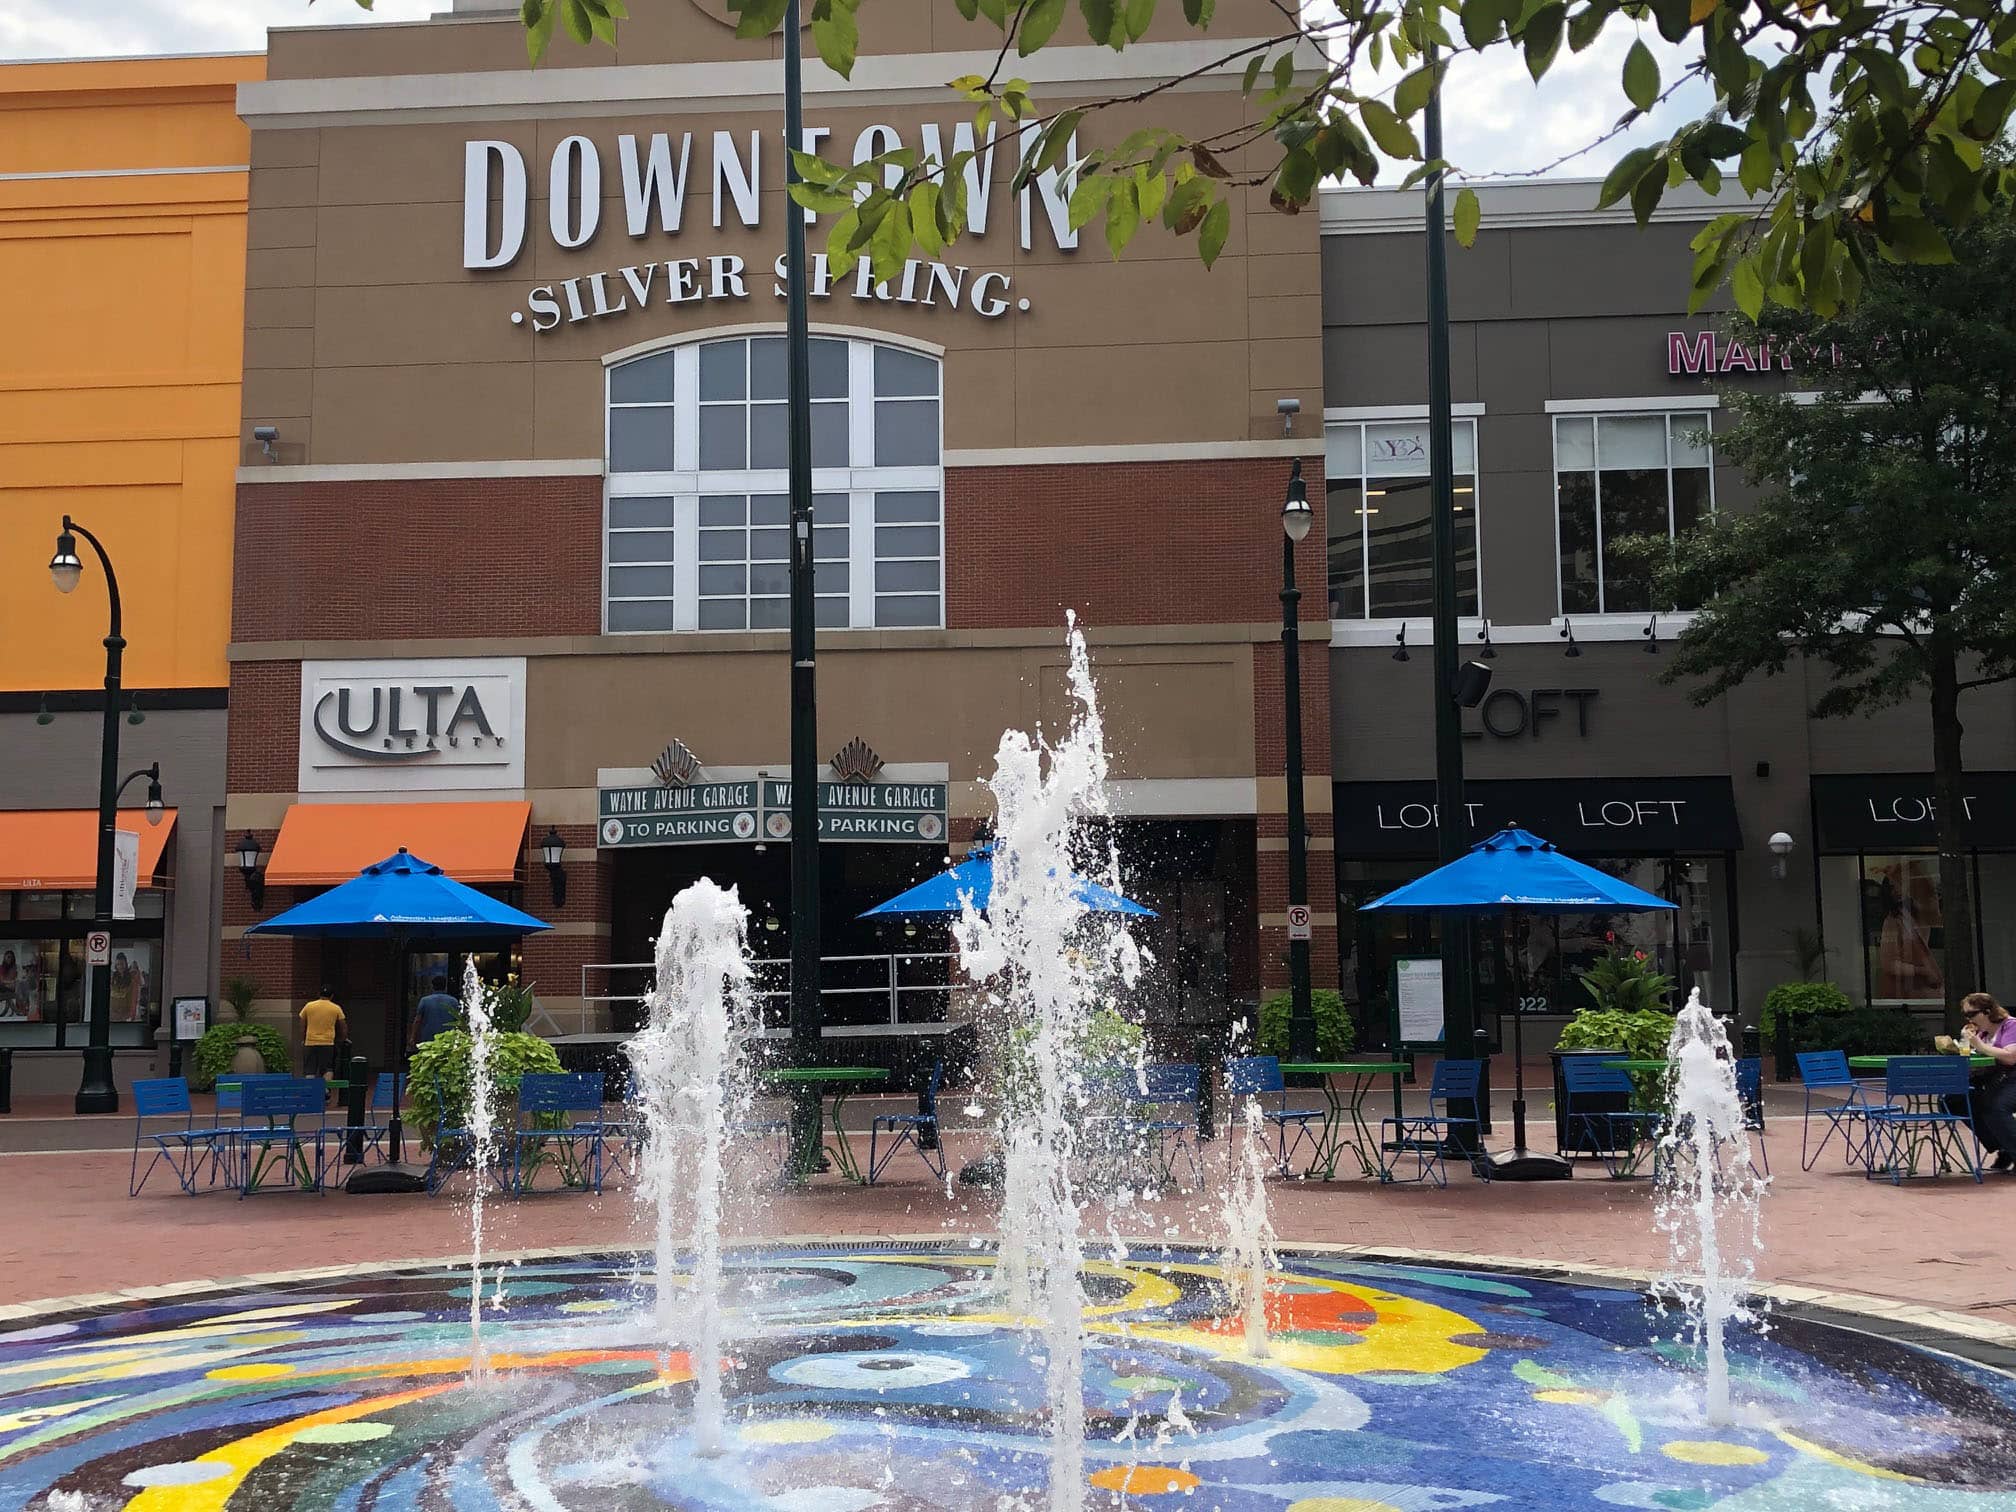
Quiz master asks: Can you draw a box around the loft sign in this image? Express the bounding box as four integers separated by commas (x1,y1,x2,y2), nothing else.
463,126,1077,333
298,657,527,794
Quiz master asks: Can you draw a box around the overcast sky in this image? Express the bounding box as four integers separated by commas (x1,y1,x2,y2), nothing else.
1,0,1708,182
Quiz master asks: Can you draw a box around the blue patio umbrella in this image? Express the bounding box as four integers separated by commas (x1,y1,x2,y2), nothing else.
1360,827,1676,1175
859,846,1156,919
248,848,550,1175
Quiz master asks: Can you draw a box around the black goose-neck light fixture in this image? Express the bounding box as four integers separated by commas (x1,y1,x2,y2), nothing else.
236,831,265,910
1392,624,1411,663
540,827,568,907
1560,619,1583,659
1643,613,1660,654
35,693,53,726
1476,618,1496,660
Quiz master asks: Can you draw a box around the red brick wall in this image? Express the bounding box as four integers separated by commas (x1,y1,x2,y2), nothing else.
947,456,1326,629
227,662,301,795
233,476,603,642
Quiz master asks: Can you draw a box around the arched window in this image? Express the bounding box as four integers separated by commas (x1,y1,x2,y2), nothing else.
604,333,943,633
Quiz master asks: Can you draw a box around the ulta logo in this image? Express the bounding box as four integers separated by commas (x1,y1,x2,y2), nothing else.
312,683,499,762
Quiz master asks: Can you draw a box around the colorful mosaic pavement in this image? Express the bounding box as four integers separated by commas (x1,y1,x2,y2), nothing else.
0,1244,2012,1510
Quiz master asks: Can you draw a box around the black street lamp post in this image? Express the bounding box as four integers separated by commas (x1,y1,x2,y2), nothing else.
1280,461,1317,1060
49,516,156,1115
782,0,826,1173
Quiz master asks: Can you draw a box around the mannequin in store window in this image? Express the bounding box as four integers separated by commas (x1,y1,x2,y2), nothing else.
1875,863,1944,1001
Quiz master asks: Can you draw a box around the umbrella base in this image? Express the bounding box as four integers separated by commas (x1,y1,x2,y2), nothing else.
1487,1147,1574,1182
344,1162,429,1195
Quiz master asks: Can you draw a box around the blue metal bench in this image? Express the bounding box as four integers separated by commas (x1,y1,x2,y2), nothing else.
1381,1059,1490,1188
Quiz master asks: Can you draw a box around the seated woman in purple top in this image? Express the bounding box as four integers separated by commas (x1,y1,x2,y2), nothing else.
1958,992,2016,1170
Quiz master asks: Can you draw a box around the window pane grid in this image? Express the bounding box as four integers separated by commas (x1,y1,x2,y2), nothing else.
1553,411,1713,614
1324,419,1478,620
609,339,941,634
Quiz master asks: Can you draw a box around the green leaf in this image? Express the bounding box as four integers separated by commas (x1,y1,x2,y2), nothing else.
1198,197,1230,268
1182,0,1213,23
1881,214,1954,264
1730,255,1763,319
1738,138,1774,196
1567,5,1606,53
1394,64,1438,118
1080,0,1119,46
523,0,558,62
1105,177,1141,257
1461,0,1502,51
560,0,592,44
1523,3,1566,83
1067,169,1112,231
1596,145,1659,208
1124,0,1155,42
1033,110,1083,175
1241,53,1264,96
1630,157,1667,222
1359,99,1422,159
1272,50,1295,96
1454,185,1481,248
1020,0,1067,53
1165,174,1211,233
910,182,946,257
869,199,913,285
810,0,858,78
1970,78,2016,141
1623,39,1660,111
1135,164,1168,222
729,0,790,38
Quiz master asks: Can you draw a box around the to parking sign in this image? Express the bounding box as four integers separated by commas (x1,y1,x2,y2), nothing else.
1286,905,1312,942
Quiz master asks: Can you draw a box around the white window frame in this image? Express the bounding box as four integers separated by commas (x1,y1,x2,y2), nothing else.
1323,413,1484,622
604,330,945,634
1550,407,1716,617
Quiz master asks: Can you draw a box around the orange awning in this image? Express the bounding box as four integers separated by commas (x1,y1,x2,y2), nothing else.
0,809,179,890
265,801,531,887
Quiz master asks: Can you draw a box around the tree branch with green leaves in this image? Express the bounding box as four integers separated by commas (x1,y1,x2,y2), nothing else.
455,0,2016,310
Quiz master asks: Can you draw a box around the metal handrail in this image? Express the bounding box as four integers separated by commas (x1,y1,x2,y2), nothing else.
577,951,957,1037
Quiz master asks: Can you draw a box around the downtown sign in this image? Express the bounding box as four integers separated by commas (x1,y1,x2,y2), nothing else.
463,123,1076,335
298,657,526,794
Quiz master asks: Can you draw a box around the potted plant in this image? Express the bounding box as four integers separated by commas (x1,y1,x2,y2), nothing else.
223,976,264,1075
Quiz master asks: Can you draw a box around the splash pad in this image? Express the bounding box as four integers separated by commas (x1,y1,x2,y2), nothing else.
2,1242,2012,1511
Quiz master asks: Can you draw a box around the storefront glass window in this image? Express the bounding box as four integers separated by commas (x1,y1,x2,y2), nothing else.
1977,854,2016,1001
606,335,943,633
1861,854,1947,1005
1554,411,1713,614
1325,419,1479,620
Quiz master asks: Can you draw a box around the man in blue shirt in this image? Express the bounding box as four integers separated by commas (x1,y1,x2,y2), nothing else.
409,973,462,1054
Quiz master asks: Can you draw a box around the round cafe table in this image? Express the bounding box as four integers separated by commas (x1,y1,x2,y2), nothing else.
760,1066,889,1184
1277,1061,1410,1180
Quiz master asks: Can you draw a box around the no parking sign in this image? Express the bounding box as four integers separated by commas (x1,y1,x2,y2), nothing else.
85,930,111,967
1286,904,1312,942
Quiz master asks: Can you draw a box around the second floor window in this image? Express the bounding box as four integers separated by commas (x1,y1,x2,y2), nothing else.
606,335,943,633
1554,412,1712,615
1326,418,1480,619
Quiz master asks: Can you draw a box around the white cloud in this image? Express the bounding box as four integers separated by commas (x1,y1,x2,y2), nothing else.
0,0,440,61
1,2,1707,182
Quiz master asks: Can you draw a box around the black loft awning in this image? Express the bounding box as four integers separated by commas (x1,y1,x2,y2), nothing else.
1335,776,1743,858
1812,772,2016,851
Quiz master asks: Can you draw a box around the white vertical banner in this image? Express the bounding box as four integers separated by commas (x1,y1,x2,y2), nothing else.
112,830,140,921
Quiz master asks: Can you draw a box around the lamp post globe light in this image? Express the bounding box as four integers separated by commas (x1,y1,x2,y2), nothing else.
1279,460,1317,1061
48,515,134,1114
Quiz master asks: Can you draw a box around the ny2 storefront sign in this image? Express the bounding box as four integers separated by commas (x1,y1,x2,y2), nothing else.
463,125,1076,334
298,658,527,794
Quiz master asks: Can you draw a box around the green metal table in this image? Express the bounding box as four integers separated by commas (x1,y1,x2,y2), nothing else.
1278,1061,1410,1179
1848,1055,1992,1070
1601,1060,1671,1073
762,1066,889,1184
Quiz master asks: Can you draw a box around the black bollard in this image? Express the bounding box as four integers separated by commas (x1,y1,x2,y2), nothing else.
344,1055,369,1165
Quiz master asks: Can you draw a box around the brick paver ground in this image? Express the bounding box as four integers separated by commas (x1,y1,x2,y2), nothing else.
8,1070,2012,1329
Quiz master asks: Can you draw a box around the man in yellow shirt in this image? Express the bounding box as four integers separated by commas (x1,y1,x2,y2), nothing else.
299,987,346,1085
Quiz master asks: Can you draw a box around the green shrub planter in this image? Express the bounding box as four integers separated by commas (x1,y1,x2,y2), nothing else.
189,1023,291,1091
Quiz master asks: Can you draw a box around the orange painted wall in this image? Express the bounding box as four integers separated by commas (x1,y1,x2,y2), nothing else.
0,55,263,692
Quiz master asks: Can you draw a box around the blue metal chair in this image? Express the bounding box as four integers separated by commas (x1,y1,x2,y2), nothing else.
238,1078,330,1198
424,1072,476,1195
1559,1058,1660,1178
1224,1055,1325,1175
510,1072,610,1194
1796,1050,1879,1170
868,1060,947,1185
1864,1056,1983,1184
129,1078,229,1196
576,1073,645,1184
1735,1056,1769,1175
1380,1059,1489,1188
1137,1063,1204,1189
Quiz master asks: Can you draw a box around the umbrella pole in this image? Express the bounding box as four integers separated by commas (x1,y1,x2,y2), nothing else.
1488,906,1570,1179
387,930,407,1165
